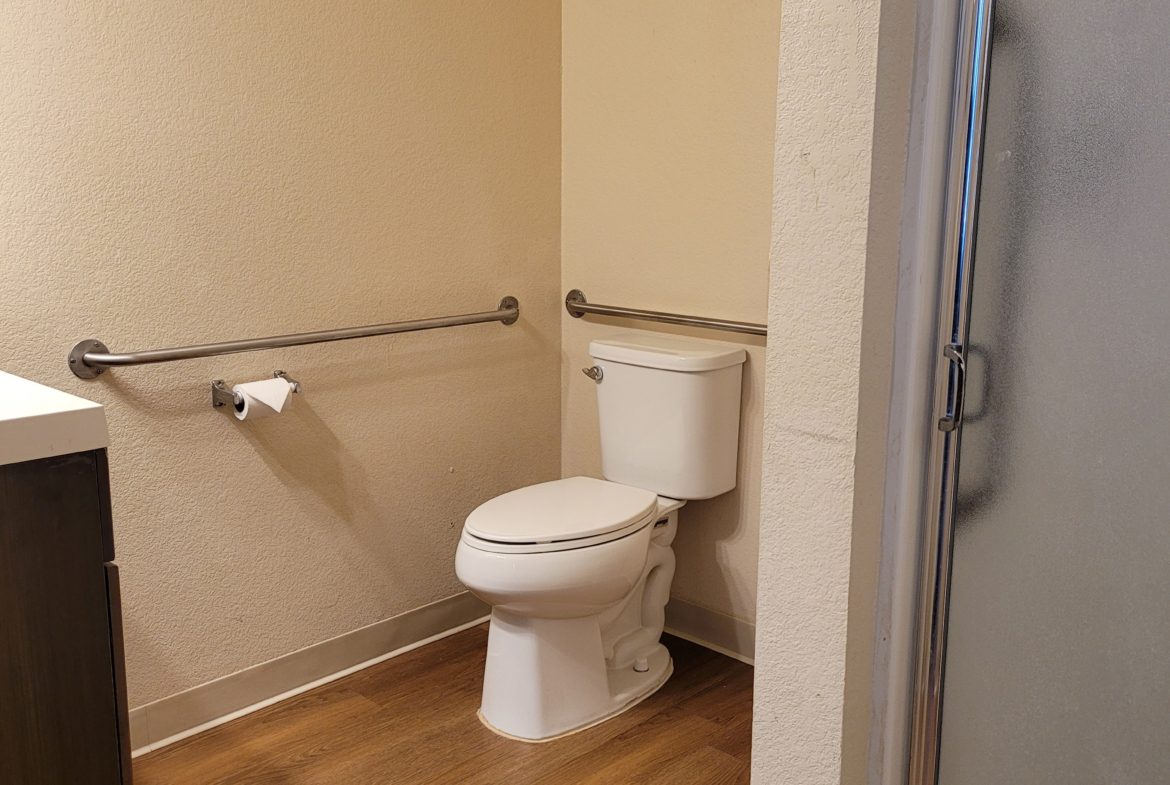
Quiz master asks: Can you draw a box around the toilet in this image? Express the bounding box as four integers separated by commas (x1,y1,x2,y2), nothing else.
454,334,746,741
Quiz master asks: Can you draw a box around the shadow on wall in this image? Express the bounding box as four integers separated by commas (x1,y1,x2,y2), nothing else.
240,402,375,524
99,329,550,582
670,345,760,624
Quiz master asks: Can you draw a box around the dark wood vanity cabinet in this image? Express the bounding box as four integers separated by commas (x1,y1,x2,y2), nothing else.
0,449,132,785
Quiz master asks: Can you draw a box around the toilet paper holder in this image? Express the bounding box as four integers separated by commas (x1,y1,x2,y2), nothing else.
211,370,301,410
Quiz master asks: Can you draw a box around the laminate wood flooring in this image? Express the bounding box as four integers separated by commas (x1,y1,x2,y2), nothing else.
134,625,753,784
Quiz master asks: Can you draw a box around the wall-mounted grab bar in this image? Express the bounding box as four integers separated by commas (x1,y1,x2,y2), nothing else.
564,289,767,337
68,296,520,378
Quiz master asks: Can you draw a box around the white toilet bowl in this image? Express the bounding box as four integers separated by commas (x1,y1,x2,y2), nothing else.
455,476,682,741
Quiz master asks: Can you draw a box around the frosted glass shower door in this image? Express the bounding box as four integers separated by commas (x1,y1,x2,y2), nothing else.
935,1,1170,783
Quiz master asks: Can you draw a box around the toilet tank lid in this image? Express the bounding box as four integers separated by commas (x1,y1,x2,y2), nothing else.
464,476,658,544
589,334,747,372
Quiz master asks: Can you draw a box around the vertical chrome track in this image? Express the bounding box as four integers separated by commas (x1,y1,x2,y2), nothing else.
907,0,996,783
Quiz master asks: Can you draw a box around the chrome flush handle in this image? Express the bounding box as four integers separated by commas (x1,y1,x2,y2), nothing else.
582,365,604,383
937,343,967,432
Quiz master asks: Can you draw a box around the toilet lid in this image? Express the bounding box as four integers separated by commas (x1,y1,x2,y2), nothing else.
464,476,658,545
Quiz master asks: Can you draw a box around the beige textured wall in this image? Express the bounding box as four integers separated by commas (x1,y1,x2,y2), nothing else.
561,1,780,632
752,0,886,782
0,2,561,707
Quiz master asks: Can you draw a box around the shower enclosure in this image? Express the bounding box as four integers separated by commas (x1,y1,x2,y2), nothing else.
908,0,1170,783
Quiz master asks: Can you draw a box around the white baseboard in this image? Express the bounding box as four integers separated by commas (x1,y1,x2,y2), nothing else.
129,592,749,757
665,597,755,665
129,591,489,756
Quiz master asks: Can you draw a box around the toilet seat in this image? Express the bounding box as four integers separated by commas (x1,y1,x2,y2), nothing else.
462,476,659,554
461,516,655,554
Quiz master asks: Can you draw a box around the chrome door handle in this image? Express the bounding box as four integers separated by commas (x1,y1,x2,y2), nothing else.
938,343,967,432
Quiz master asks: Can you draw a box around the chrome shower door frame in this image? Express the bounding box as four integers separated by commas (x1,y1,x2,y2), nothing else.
906,0,996,783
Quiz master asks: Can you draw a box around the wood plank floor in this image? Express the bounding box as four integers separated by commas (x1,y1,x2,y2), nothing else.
134,625,753,784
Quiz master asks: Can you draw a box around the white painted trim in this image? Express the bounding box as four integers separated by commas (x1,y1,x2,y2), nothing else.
130,592,752,759
130,592,488,756
665,627,754,667
665,597,755,665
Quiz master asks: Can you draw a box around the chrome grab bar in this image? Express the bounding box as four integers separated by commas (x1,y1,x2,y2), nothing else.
564,289,767,337
68,296,519,378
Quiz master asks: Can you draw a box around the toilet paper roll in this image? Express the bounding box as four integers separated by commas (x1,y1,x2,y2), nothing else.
232,378,294,421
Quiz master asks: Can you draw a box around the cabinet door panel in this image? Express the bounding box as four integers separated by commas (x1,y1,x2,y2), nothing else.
0,453,122,785
105,563,133,784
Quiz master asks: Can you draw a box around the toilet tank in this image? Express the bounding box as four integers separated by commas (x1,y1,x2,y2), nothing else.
589,334,747,500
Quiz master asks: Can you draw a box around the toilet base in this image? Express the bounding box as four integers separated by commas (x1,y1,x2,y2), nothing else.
477,653,673,743
478,610,674,742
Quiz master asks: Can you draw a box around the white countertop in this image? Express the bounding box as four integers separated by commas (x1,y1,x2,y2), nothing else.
0,371,109,466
